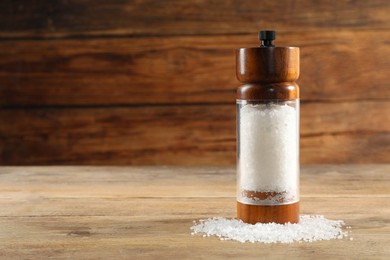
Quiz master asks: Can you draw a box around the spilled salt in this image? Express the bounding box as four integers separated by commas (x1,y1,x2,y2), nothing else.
190,215,350,244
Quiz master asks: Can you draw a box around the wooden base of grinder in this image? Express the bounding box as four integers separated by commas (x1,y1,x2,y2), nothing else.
237,201,300,224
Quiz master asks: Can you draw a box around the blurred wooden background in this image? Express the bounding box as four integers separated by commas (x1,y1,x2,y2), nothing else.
0,0,389,165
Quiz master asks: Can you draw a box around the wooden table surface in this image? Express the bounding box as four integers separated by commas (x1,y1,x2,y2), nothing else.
0,165,389,259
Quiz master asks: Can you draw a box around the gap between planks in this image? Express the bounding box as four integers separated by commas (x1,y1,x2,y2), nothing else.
1,98,390,110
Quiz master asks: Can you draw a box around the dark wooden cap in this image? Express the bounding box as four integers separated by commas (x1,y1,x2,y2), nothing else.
236,47,300,83
236,46,300,100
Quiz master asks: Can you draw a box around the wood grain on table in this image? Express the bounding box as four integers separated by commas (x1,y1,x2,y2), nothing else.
0,165,388,259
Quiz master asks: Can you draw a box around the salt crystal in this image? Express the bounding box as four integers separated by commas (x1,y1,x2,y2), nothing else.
190,215,350,244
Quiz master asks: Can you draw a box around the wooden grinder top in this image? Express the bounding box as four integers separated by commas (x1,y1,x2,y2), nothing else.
236,31,300,100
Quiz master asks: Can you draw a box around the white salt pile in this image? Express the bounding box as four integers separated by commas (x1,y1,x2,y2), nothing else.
191,215,351,243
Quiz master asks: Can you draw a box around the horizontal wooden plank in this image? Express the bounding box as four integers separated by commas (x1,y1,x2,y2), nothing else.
0,105,237,165
0,198,388,258
1,31,389,106
300,101,390,135
0,165,388,201
0,102,388,165
0,0,388,39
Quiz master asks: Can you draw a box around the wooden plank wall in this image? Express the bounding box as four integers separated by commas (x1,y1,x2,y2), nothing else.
0,0,389,165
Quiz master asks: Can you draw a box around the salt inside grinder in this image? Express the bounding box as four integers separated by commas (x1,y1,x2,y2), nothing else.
236,31,300,224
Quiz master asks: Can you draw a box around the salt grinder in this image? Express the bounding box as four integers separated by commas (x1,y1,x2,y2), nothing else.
236,31,300,224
